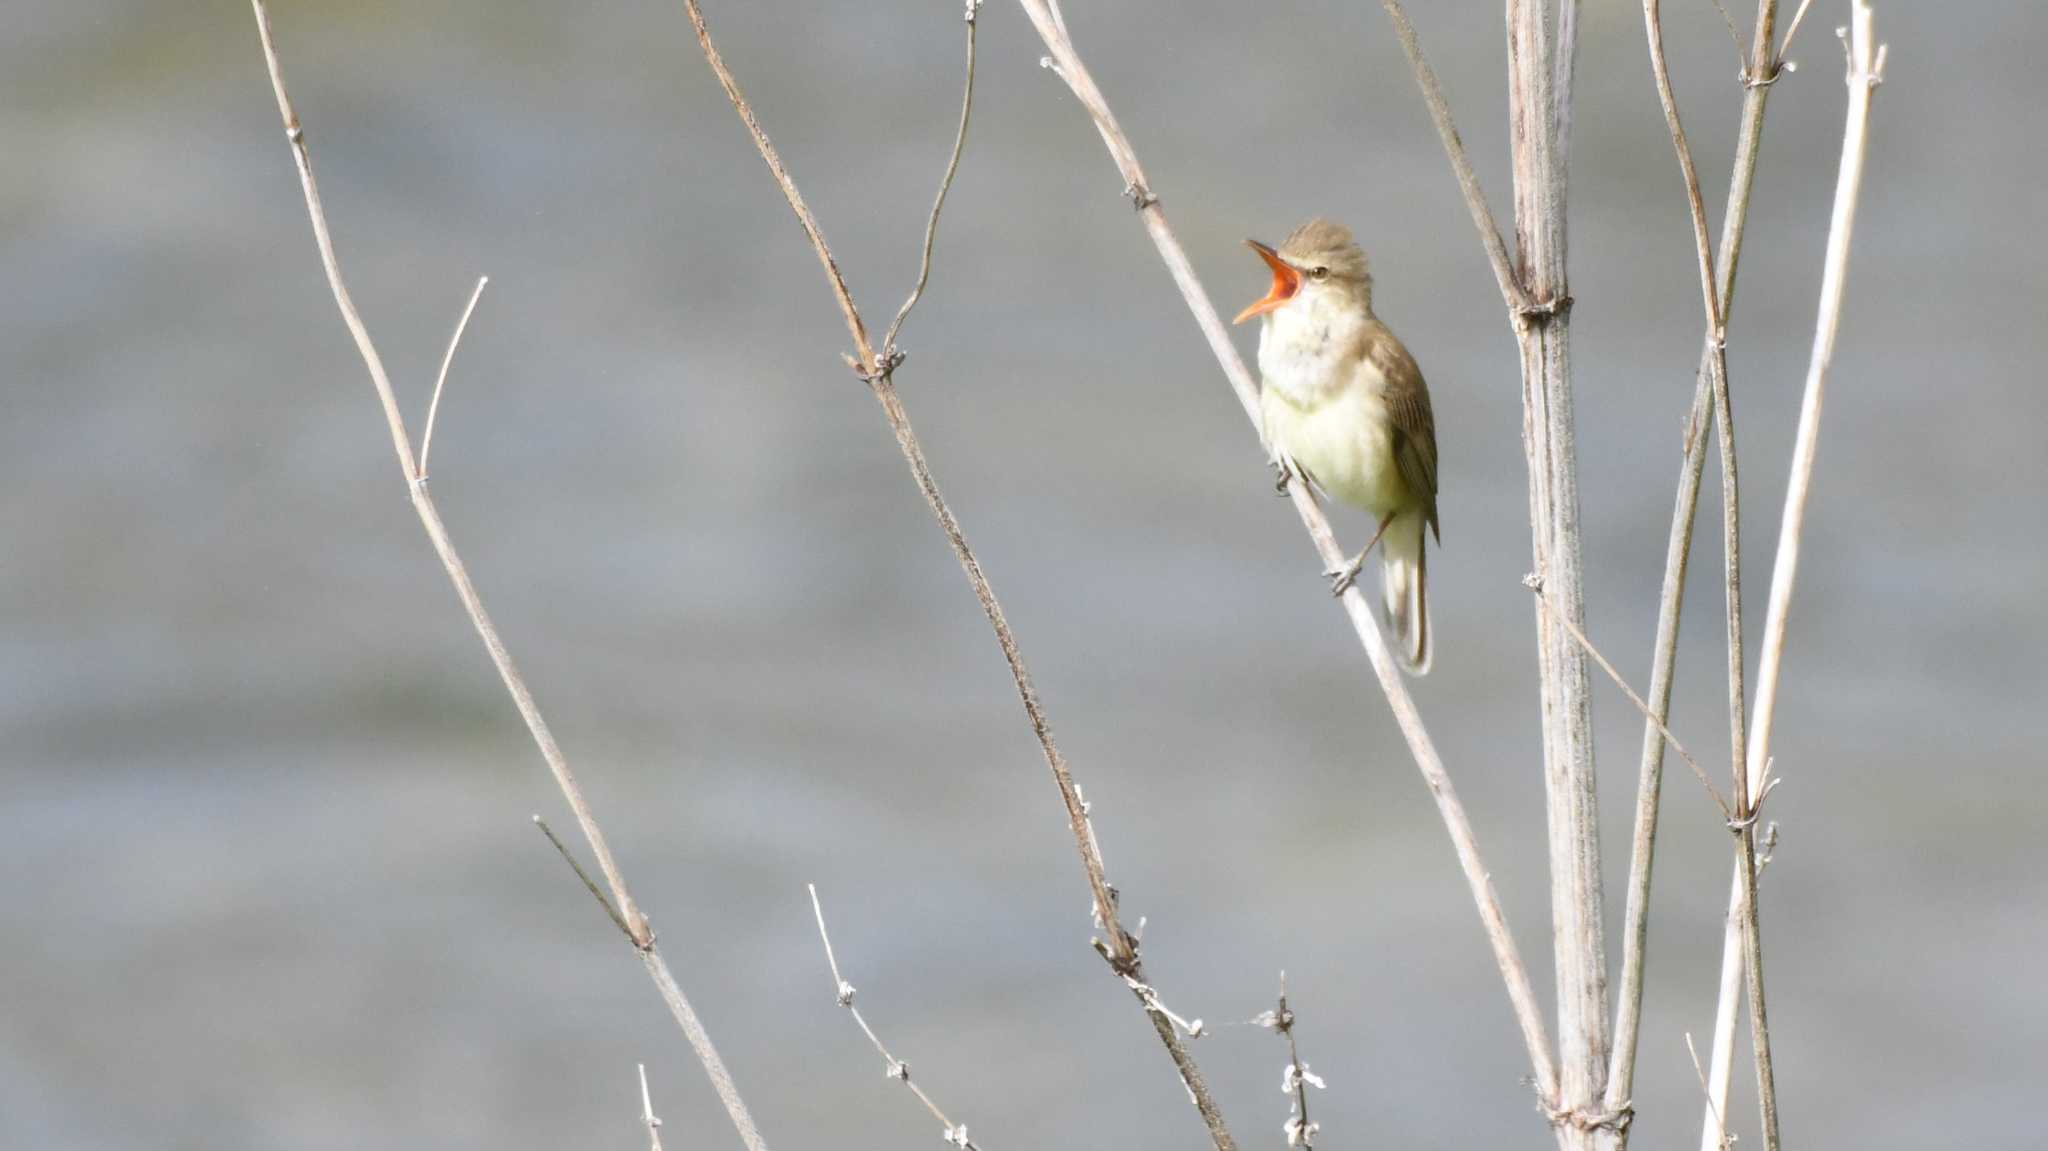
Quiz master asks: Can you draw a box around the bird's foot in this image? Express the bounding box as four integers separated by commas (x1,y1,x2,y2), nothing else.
1270,455,1294,496
1325,550,1368,598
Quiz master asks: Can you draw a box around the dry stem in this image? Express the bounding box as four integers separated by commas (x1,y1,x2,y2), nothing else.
1532,586,1728,821
1017,0,1560,1110
1615,1,1783,1132
639,1064,666,1151
676,3,1231,1147
1685,1035,1732,1151
247,6,766,1149
1377,2,1529,316
1261,978,1325,1149
883,0,981,358
1642,5,1780,1146
1700,6,1885,1148
419,275,486,478
809,885,982,1149
1503,3,1611,1142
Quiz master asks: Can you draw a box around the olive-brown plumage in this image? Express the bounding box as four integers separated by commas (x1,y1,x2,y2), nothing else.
1235,219,1439,674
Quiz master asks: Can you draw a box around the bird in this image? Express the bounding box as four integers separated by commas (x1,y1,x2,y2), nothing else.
1234,218,1440,675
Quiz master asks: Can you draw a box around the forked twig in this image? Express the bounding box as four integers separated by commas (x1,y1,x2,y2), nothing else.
809,886,981,1150
1686,1034,1732,1151
1779,0,1820,63
882,0,981,358
247,6,766,1149
1529,583,1729,821
1645,3,1781,1145
1376,1,1530,316
534,815,632,943
418,275,487,478
1700,6,1885,1149
1617,0,1784,1127
1708,0,1748,74
677,3,1232,1146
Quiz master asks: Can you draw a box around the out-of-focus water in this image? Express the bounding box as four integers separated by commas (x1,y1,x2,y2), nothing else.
4,2,2043,1148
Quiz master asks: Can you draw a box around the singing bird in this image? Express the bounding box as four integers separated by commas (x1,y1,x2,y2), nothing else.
1235,218,1439,675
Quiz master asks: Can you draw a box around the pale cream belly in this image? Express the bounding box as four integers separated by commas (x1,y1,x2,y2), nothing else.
1262,385,1408,517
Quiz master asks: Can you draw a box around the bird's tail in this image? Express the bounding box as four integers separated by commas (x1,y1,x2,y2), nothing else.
1379,511,1432,676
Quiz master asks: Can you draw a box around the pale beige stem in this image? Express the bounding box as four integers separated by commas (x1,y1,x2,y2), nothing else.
1618,1,1780,1133
248,6,766,1149
1642,3,1782,1147
676,3,1232,1146
419,275,487,477
1377,2,1530,315
808,885,983,1149
1700,6,1885,1149
639,1064,665,1151
1505,3,1610,1143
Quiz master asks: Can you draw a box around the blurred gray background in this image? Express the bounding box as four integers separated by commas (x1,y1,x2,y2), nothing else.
4,2,2043,1148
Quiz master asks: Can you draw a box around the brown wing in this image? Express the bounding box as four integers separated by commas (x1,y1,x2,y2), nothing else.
1366,325,1441,541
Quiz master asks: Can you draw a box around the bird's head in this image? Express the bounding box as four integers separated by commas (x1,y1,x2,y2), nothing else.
1233,217,1372,324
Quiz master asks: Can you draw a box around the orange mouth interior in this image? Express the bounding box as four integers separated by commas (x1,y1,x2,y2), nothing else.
1233,240,1301,324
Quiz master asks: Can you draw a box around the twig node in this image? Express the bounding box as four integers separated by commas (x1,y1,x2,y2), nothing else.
1544,1101,1634,1135
1516,292,1574,323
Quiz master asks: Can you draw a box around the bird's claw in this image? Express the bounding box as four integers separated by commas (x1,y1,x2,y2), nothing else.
1270,456,1294,496
1325,551,1367,598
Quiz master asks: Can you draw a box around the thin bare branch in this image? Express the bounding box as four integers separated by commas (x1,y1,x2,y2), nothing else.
678,3,866,358
1260,978,1325,1150
639,1064,665,1151
1617,0,1781,1128
677,4,1232,1146
419,275,487,478
1376,2,1531,314
1645,0,1725,333
1703,7,1885,1149
1708,0,1748,74
809,886,982,1150
247,8,766,1149
1016,0,1560,1111
534,815,633,944
1685,1034,1732,1151
1748,0,1884,821
1778,0,1819,63
1644,0,1800,1144
882,0,981,357
1530,584,1729,822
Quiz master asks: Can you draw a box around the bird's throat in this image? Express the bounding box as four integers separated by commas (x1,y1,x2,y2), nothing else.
1257,291,1368,407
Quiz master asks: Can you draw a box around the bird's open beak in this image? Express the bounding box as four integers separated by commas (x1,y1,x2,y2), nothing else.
1233,239,1301,325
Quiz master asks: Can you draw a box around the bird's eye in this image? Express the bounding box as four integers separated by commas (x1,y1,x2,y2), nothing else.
1311,266,1330,280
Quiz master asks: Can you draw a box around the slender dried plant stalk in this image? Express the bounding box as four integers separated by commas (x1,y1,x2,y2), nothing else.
1382,2,1610,1140
639,1064,666,1151
246,5,767,1150
1697,6,1885,1150
1501,6,1615,1143
809,885,982,1150
674,3,1234,1147
1641,3,1779,1146
1617,2,1784,1135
